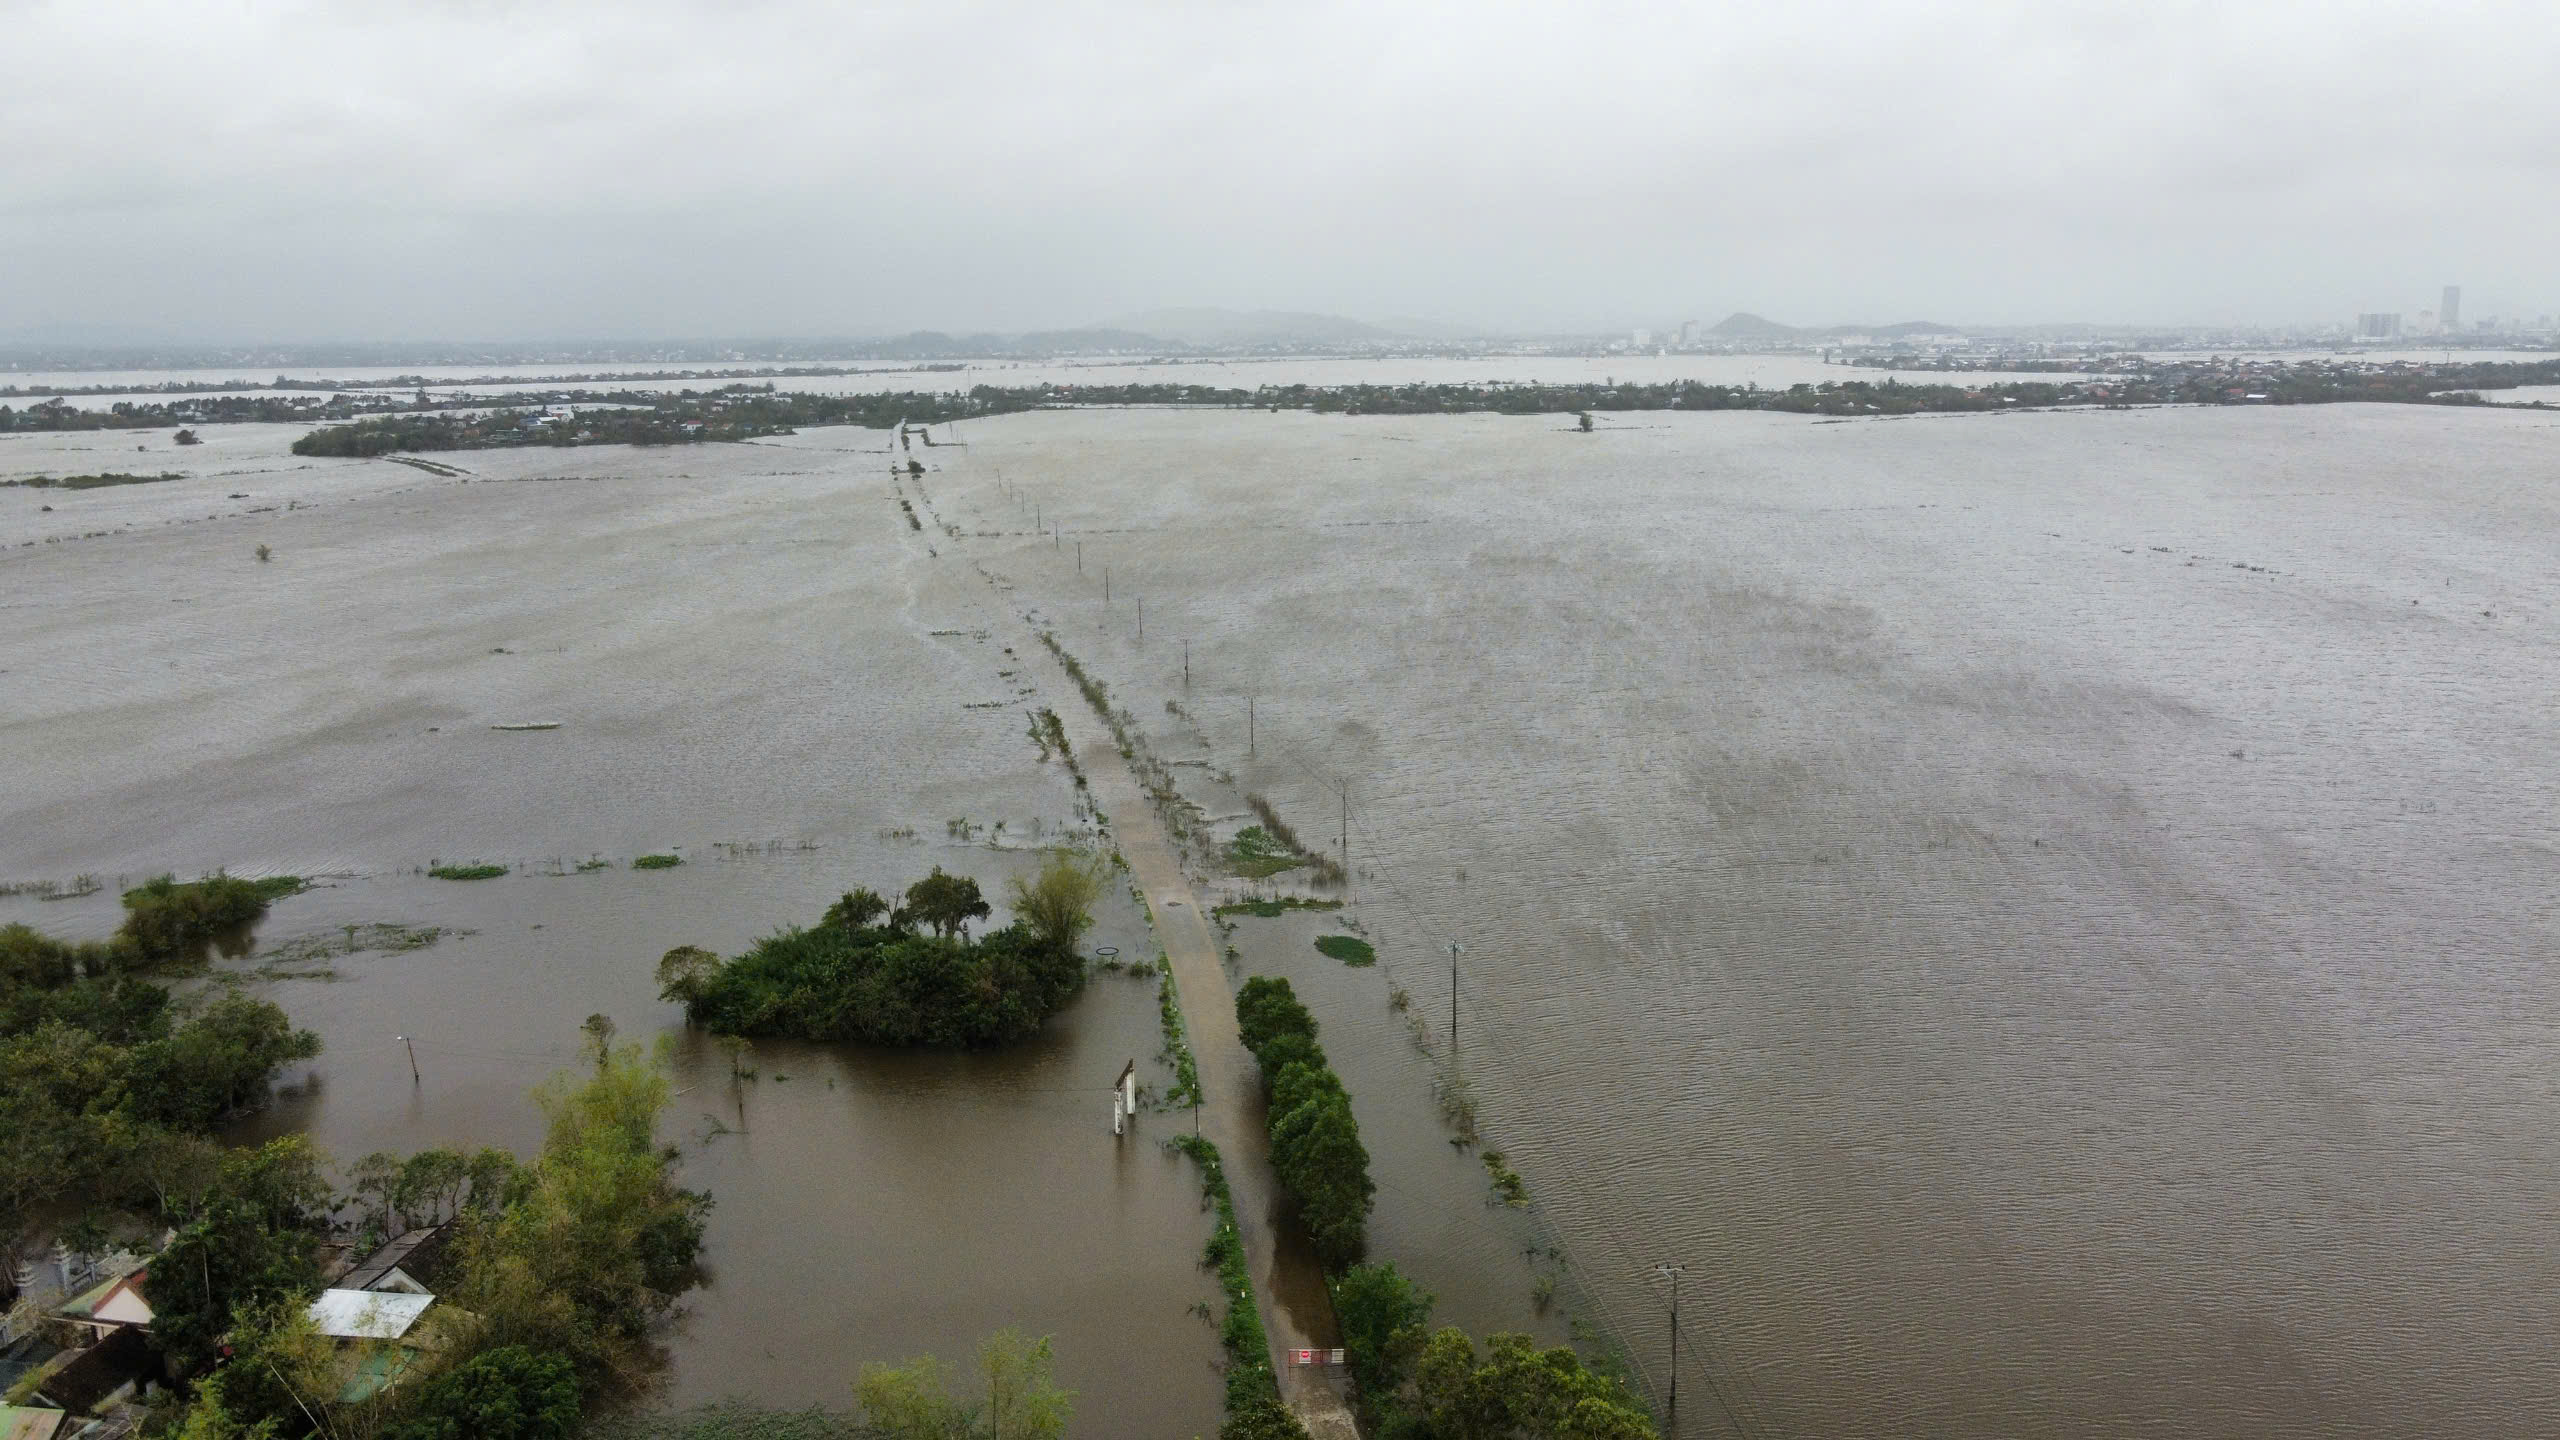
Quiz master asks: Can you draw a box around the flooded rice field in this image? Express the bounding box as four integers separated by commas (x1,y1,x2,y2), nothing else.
6,397,2560,1436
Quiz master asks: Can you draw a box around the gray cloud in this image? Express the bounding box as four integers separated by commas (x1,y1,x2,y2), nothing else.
3,0,2554,339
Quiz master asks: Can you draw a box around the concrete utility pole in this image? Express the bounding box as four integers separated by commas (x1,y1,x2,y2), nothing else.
1339,780,1350,882
1655,1263,1686,1435
1449,943,1461,1053
1247,696,1255,757
397,1034,420,1084
1183,639,1190,688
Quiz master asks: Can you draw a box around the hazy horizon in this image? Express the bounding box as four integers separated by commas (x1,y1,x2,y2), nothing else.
5,1,2556,344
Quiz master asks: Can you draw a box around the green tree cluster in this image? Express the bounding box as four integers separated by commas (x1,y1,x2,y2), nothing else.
1232,976,1373,1268
342,1144,526,1242
382,1345,580,1440
118,873,300,959
1331,1263,1655,1440
1,915,320,1260
1408,1331,1657,1440
852,1328,1073,1440
144,1136,335,1374
668,861,1095,1047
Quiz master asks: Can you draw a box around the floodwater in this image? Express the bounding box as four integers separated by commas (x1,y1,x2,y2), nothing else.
931,401,2560,1438
7,395,2560,1436
0,425,1239,1433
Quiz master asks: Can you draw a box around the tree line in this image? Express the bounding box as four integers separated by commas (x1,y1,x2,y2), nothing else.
1232,976,1375,1270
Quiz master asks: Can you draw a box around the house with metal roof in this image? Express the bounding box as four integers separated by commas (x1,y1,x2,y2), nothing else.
306,1289,435,1341
305,1289,444,1406
335,1224,453,1295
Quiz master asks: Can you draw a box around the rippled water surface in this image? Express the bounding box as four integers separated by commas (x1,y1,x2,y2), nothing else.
6,398,2558,1436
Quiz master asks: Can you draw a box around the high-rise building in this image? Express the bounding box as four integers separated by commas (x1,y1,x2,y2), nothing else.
2356,313,2402,339
2441,285,2462,333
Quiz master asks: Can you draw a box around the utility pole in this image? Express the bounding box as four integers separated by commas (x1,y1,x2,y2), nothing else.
1136,597,1143,644
1104,567,1110,605
397,1034,420,1084
1248,696,1255,757
1655,1263,1686,1436
1449,943,1461,1053
1183,639,1190,688
1339,780,1350,882
1076,540,1082,572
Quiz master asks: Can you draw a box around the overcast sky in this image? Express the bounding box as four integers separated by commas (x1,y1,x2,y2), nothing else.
3,0,2554,341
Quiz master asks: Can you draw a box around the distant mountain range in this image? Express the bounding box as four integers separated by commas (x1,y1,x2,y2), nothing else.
847,308,1479,359
1707,312,1962,339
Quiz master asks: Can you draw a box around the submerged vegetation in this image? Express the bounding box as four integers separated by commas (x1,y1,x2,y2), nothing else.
1314,934,1376,967
429,862,510,880
1168,1134,1303,1440
117,872,306,960
1481,1149,1531,1207
1233,976,1375,1268
1214,896,1343,920
1241,793,1343,887
667,855,1100,1047
632,852,684,870
2,470,184,489
1226,825,1302,879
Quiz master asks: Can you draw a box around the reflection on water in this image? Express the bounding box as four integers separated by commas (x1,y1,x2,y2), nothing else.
8,399,2559,1435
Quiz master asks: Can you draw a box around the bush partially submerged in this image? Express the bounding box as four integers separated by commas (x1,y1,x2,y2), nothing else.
430,863,509,881
119,872,302,960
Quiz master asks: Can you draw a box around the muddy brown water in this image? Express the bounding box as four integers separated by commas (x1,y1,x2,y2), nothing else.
7,400,2560,1436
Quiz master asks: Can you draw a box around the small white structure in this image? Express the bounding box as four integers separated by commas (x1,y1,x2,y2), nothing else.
1111,1059,1138,1136
307,1289,434,1341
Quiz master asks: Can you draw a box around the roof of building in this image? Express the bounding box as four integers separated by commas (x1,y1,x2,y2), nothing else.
338,1225,450,1293
34,1326,159,1416
54,1271,146,1324
307,1289,434,1340
0,1405,68,1440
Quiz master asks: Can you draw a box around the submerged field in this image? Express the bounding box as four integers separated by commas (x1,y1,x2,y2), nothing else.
6,398,2559,1436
